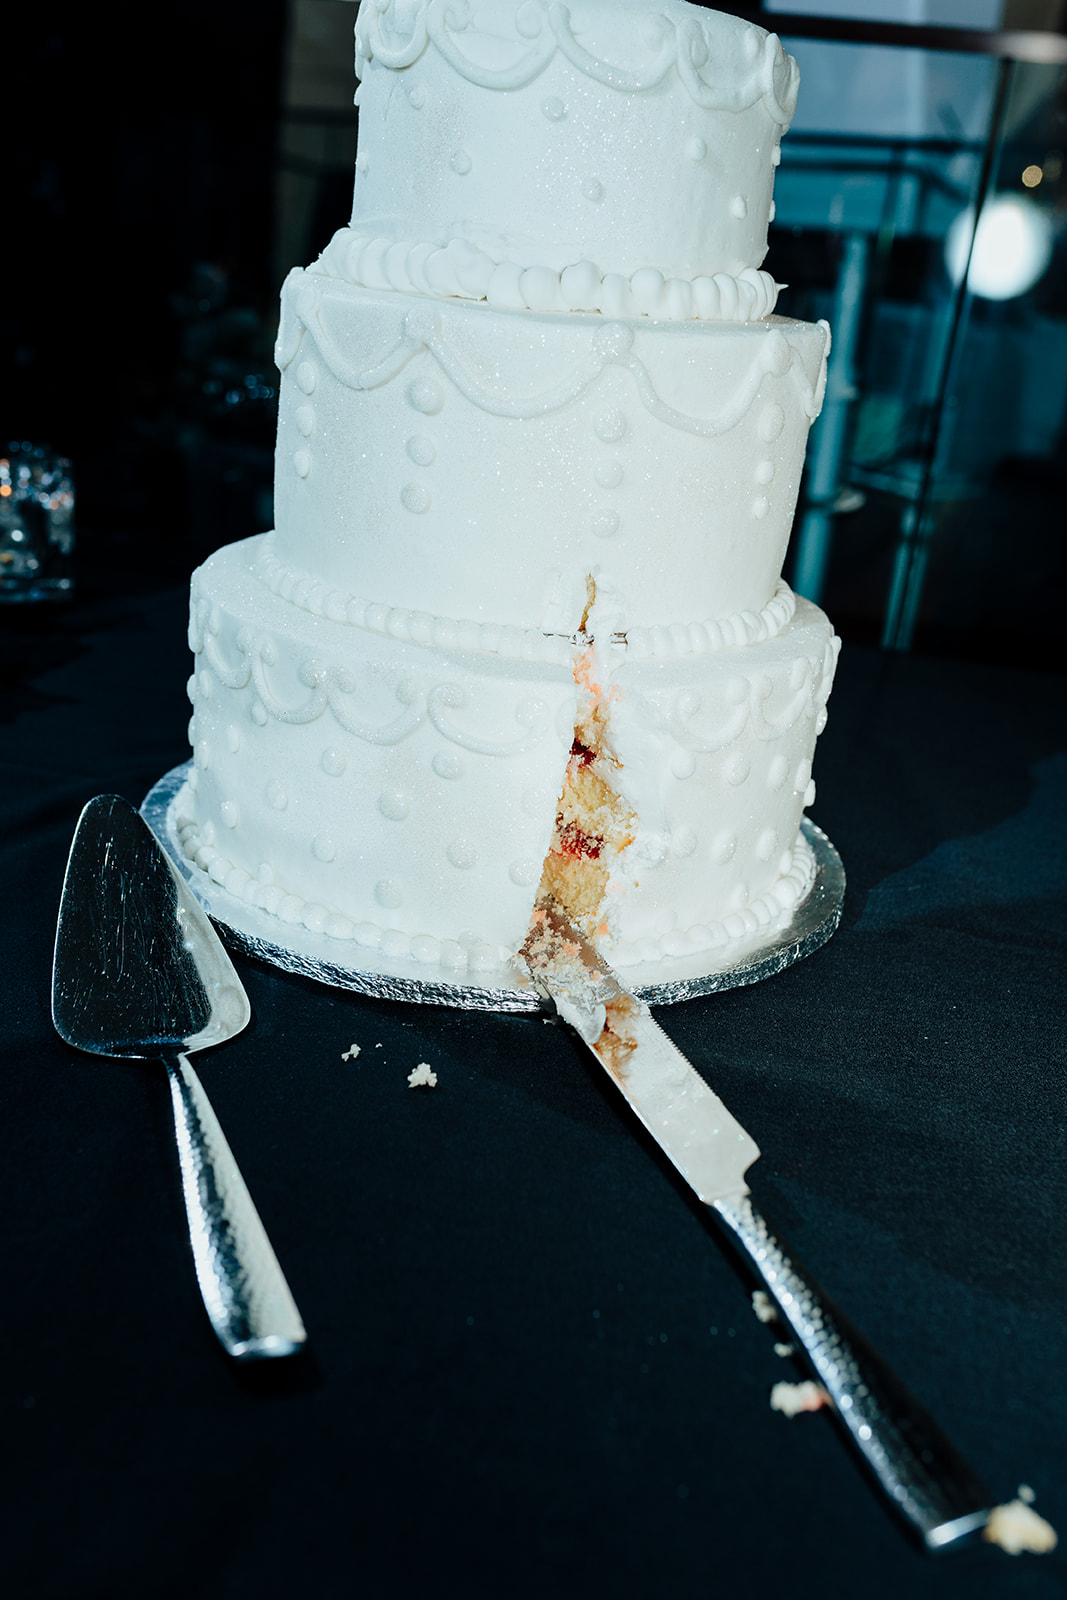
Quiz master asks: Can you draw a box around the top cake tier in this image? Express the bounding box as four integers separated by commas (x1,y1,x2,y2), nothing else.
332,0,798,321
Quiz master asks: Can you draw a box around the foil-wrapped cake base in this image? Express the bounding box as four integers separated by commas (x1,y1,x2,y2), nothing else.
142,763,844,1013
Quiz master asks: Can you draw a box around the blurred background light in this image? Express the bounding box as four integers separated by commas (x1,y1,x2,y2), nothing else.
945,194,1055,299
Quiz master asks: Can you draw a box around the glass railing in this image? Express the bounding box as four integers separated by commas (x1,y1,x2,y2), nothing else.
746,7,1067,664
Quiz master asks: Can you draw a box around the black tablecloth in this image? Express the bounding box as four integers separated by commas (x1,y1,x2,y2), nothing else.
3,574,1065,1599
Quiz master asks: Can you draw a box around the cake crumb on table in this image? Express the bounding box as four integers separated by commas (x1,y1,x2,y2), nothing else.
774,1342,795,1359
340,1043,361,1061
770,1380,831,1417
983,1499,1058,1555
752,1290,779,1325
407,1062,438,1088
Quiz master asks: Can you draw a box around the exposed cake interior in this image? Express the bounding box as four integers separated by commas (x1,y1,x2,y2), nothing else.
533,580,637,944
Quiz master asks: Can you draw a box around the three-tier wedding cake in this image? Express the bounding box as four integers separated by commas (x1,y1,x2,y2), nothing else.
177,0,838,984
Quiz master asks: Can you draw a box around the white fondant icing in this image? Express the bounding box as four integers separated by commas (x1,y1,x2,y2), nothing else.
185,539,836,967
347,1,797,305
181,0,839,979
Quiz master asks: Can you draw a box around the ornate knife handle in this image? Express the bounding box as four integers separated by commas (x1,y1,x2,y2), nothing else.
713,1192,991,1550
164,1052,307,1360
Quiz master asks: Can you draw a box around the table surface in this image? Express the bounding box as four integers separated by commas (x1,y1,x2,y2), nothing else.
3,568,1065,1600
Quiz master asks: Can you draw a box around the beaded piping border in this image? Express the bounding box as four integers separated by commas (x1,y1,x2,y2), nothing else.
172,798,817,979
316,228,781,323
254,541,799,663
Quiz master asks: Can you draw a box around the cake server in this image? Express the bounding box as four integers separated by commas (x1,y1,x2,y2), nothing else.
51,793,307,1361
520,909,992,1551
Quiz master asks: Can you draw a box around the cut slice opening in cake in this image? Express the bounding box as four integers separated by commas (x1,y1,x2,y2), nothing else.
532,577,637,945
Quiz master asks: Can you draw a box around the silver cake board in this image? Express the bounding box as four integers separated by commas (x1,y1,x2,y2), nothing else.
142,763,844,1014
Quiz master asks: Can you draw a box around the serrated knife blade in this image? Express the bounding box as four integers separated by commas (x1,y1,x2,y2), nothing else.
520,909,993,1552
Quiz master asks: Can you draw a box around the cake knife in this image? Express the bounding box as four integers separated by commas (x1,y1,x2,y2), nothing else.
519,909,992,1551
51,793,307,1360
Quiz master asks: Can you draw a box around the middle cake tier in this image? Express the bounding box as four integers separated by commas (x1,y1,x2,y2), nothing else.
272,271,830,639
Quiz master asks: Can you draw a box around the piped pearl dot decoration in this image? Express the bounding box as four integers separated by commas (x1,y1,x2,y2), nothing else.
752,496,770,520
375,880,403,909
768,754,788,789
322,748,346,776
542,96,565,120
251,702,268,726
296,362,316,394
595,322,633,360
583,179,605,202
197,669,212,699
509,860,539,887
772,146,782,166
712,830,737,864
686,137,707,161
266,781,288,810
450,151,472,175
795,757,812,791
595,460,624,489
401,483,431,513
295,406,314,437
671,751,697,780
195,739,210,769
407,378,444,415
591,510,620,538
725,753,750,786
313,836,336,862
378,792,409,821
433,751,464,780
447,841,478,870
294,450,311,478
769,201,777,222
804,780,817,806
408,85,426,109
759,403,785,443
227,725,241,754
779,850,794,876
731,195,748,219
756,459,775,485
673,827,698,857
220,801,239,829
407,435,436,466
356,151,369,174
594,409,627,443
756,828,778,860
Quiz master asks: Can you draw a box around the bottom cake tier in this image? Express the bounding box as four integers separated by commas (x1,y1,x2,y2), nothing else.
182,535,839,978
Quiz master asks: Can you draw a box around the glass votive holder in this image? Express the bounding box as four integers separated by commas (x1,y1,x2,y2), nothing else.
0,442,75,602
